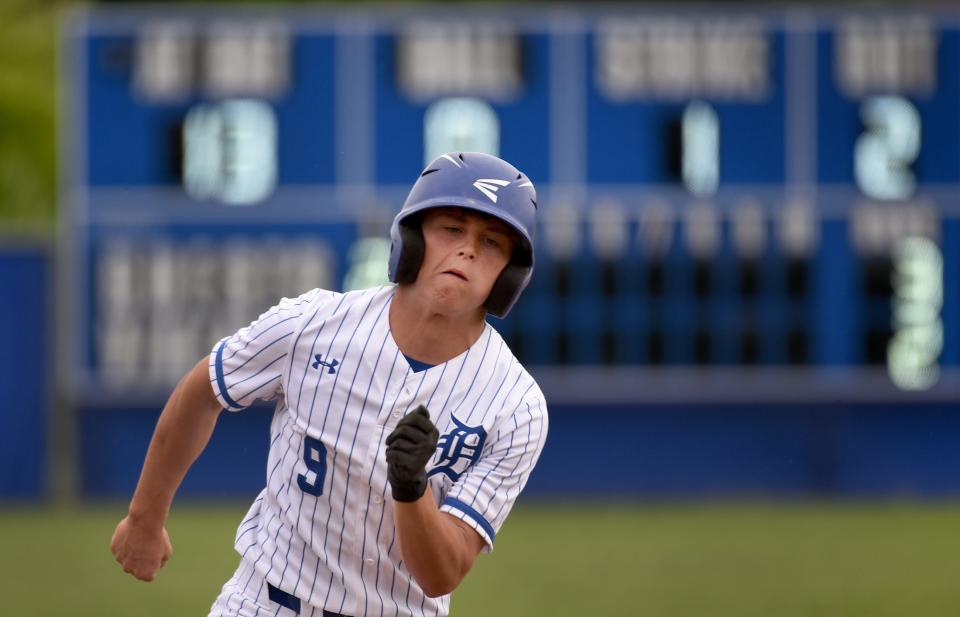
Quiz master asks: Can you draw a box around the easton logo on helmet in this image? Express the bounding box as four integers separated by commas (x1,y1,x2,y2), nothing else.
472,178,511,203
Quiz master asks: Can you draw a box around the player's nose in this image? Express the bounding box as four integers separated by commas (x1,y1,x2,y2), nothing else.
456,230,480,260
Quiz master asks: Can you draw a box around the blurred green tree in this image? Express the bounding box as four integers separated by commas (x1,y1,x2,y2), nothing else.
0,0,62,230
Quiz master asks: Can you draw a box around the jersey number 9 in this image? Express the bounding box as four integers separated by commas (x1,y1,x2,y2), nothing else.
297,435,328,496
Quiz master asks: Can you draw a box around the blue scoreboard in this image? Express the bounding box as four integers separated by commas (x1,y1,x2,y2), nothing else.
63,5,959,402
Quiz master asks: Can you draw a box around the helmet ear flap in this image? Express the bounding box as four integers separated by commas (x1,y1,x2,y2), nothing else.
485,238,533,318
394,218,425,284
485,264,527,319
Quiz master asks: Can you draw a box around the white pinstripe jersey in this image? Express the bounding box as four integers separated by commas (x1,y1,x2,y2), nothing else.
207,284,548,617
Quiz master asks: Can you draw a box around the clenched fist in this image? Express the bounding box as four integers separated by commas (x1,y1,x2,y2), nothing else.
111,515,173,582
385,405,440,502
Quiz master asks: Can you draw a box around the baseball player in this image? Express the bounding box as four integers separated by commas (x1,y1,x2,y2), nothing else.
111,152,549,617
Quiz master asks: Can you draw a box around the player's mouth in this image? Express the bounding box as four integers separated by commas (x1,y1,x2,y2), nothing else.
443,268,468,281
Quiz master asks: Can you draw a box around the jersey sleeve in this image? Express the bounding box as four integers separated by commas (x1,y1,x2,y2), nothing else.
438,395,548,551
208,289,322,411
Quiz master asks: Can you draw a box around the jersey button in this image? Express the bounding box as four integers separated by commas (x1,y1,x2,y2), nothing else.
372,494,383,504
365,558,375,567
392,410,402,419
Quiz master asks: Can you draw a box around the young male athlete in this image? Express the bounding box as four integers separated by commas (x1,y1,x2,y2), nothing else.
111,152,548,617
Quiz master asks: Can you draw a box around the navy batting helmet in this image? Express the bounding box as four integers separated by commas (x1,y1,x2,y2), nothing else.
388,152,537,318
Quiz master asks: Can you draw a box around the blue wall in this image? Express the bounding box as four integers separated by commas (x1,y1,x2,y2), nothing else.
532,402,960,498
0,245,48,499
80,405,272,500
79,400,960,500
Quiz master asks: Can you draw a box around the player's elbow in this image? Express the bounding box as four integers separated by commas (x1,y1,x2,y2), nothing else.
415,562,469,598
419,574,461,598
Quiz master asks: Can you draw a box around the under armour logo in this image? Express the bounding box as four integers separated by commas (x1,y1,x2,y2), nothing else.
473,178,511,203
312,354,339,374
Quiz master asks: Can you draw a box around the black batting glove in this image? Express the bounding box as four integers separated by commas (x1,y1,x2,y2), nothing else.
385,405,440,503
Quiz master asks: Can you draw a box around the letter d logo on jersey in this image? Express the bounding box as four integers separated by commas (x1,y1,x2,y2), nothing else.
428,415,487,482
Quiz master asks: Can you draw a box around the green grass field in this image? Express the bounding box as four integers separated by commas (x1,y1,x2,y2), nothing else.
2,501,959,616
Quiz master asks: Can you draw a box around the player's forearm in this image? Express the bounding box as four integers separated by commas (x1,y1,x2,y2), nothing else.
127,359,222,527
393,486,476,597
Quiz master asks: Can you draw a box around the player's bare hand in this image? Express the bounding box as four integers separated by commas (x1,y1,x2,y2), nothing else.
110,515,173,582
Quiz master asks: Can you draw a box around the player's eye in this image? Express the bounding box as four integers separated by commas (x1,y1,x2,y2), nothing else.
483,236,501,248
443,225,463,234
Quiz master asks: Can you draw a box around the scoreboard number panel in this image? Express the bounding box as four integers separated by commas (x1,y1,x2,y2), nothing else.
65,6,959,401
587,17,785,185
86,24,337,190
374,20,552,184
817,17,958,385
822,17,960,186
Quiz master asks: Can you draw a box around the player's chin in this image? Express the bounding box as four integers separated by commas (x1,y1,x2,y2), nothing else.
429,285,485,315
